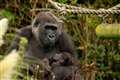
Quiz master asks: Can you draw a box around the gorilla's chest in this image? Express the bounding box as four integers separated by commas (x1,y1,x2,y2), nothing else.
25,37,59,59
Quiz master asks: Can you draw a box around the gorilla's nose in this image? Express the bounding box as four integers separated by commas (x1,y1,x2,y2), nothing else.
48,34,55,40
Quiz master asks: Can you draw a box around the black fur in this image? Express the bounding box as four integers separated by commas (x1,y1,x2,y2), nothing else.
10,12,79,80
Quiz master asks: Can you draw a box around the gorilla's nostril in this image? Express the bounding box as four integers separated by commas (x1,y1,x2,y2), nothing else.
48,34,55,39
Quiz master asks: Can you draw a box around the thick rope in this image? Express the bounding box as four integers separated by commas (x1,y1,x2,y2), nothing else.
48,0,120,14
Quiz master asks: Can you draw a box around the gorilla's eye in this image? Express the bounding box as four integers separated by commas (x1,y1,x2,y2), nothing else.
45,25,57,30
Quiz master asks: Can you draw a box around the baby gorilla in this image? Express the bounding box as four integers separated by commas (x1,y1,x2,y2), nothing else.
49,52,80,80
10,11,80,80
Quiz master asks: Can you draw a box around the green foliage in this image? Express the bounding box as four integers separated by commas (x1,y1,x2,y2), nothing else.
58,0,68,3
0,0,120,80
0,10,15,25
20,37,28,48
58,0,77,4
86,15,101,29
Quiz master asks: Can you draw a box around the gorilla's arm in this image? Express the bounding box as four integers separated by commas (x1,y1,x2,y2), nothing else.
8,26,32,52
58,32,76,56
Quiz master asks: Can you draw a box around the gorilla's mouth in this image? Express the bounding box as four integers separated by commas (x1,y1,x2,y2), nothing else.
38,29,57,47
39,35,56,47
46,37,56,44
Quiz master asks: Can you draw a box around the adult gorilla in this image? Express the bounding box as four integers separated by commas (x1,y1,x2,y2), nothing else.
10,11,80,80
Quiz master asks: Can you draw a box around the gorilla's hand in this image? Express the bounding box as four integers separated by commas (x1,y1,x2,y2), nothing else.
42,58,51,71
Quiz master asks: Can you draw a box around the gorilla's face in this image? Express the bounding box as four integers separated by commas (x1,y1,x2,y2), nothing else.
31,12,63,47
39,23,59,46
32,22,60,47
